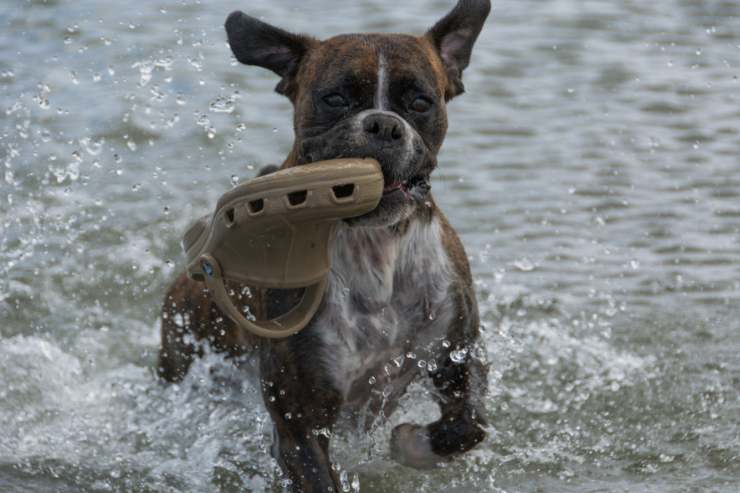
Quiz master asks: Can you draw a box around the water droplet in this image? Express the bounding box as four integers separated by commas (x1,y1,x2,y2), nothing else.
340,471,350,492
80,137,104,156
133,60,153,86
284,412,292,420
513,258,536,272
209,95,235,114
150,86,166,102
34,95,50,109
127,141,137,152
195,112,209,126
230,175,239,186
368,376,376,385
450,347,468,364
314,427,331,438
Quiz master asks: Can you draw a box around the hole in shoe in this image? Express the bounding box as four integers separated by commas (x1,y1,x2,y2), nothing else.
287,190,308,207
332,183,355,200
248,199,264,214
225,208,236,226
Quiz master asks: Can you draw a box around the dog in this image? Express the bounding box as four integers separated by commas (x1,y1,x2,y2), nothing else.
157,1,491,490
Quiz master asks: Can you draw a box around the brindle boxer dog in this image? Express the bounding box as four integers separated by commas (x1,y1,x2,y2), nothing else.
158,1,491,490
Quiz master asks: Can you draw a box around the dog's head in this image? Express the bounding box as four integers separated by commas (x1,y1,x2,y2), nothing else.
226,0,490,226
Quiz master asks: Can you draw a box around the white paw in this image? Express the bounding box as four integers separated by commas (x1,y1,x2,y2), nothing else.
390,423,444,470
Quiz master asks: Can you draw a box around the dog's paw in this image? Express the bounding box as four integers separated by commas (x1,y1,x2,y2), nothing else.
390,423,445,470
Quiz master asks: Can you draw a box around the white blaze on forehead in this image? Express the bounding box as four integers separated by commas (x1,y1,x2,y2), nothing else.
375,52,389,110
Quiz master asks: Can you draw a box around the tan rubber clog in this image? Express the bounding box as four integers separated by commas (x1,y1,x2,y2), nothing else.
182,158,383,339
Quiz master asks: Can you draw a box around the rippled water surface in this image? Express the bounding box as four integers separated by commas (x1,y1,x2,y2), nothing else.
1,0,739,492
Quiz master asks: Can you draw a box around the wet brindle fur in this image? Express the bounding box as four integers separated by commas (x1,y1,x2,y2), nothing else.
158,1,491,491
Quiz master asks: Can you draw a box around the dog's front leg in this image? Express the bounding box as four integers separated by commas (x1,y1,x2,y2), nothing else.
391,287,488,468
260,341,342,492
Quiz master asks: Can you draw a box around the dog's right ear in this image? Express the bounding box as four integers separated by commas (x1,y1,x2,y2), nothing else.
427,0,491,100
225,11,315,98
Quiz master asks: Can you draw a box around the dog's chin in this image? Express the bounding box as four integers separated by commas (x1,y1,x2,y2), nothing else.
346,176,432,228
346,189,417,228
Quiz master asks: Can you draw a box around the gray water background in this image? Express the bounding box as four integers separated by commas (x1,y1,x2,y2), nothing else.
1,0,739,491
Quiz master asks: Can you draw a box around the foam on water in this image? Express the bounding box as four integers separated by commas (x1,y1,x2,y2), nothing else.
0,332,276,492
0,286,661,493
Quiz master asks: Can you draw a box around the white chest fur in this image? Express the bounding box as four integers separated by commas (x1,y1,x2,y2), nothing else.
313,217,455,406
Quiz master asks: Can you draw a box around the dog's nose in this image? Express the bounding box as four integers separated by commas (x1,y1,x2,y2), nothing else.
363,113,405,143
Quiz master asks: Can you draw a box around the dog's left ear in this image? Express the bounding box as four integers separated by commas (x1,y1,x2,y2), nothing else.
426,0,491,100
225,11,316,99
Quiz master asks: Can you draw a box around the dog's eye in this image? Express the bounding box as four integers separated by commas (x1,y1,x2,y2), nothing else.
409,96,433,113
322,93,349,108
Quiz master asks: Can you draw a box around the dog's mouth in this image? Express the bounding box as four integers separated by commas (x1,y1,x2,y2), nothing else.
383,180,407,196
382,174,431,200
344,173,431,227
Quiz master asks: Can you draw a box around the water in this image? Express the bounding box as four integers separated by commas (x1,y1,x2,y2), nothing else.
1,0,738,491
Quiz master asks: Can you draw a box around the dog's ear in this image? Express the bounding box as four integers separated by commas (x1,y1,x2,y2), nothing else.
225,11,315,98
426,0,491,100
